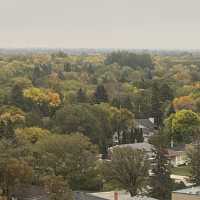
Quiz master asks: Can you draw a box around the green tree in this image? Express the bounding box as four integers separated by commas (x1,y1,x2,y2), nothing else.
34,133,100,191
0,139,33,199
53,104,112,154
10,78,32,109
76,88,87,103
93,85,108,103
15,127,50,144
41,175,73,200
151,82,162,126
160,83,174,102
149,133,173,200
103,147,149,197
165,109,200,144
187,133,200,185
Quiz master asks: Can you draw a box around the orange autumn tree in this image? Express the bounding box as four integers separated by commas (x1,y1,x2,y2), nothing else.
23,87,61,116
173,96,194,111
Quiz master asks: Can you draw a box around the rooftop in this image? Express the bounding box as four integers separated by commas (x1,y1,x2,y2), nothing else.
110,143,153,152
173,186,200,196
136,119,156,131
74,191,158,200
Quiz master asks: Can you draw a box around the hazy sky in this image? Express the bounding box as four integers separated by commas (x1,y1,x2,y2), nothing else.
1,0,200,49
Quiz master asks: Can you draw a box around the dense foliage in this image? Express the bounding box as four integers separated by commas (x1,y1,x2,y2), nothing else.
1,51,200,199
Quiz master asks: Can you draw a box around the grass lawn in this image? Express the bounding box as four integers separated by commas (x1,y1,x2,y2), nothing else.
172,165,191,177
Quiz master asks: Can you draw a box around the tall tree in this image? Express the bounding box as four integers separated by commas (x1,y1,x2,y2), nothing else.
165,109,200,144
151,82,162,127
76,88,87,103
93,85,108,103
34,134,100,191
149,133,173,200
187,131,200,185
103,147,149,197
160,83,174,102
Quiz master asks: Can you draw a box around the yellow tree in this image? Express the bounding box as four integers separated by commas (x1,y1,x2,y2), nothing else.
15,127,50,144
23,87,61,116
0,106,25,138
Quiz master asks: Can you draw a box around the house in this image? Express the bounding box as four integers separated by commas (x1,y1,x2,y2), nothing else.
166,148,188,167
172,186,200,200
108,143,154,160
135,118,157,142
75,191,158,200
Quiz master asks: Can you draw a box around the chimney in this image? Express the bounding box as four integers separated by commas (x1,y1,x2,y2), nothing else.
114,192,118,200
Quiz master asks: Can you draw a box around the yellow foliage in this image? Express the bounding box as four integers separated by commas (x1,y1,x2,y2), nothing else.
23,87,61,107
15,127,50,144
0,107,25,125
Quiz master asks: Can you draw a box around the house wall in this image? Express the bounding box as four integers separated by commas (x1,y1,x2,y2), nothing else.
172,193,200,200
170,152,187,167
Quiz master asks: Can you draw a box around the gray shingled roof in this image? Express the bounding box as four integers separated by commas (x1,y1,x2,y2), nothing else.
136,119,156,132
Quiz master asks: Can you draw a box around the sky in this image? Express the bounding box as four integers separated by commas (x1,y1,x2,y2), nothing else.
0,0,200,49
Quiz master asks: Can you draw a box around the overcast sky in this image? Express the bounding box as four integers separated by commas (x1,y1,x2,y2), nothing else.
0,0,200,49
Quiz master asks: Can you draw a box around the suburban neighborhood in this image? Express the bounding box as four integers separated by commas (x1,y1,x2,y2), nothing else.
1,0,200,199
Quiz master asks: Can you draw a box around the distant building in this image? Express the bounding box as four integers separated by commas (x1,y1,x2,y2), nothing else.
75,191,158,200
172,186,200,200
108,143,154,160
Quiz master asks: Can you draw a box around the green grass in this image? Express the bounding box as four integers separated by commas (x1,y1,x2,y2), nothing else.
172,165,191,177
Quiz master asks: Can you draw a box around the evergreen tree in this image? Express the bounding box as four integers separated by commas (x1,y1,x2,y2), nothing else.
160,83,174,102
151,82,162,127
93,85,108,103
122,96,134,111
77,88,87,103
164,102,175,119
149,133,173,200
111,97,120,109
136,128,144,143
64,63,71,72
188,133,200,185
